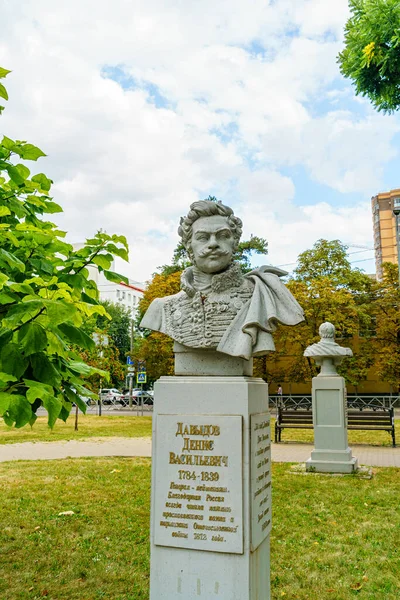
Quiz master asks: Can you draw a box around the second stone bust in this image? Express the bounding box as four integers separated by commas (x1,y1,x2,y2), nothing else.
140,200,305,360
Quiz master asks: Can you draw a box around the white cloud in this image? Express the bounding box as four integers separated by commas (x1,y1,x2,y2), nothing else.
0,0,398,281
243,200,375,275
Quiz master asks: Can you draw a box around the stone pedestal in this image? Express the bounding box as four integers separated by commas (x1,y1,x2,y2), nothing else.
150,376,271,600
306,376,358,473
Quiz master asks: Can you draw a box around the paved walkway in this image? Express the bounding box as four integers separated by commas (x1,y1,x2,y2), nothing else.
0,437,399,467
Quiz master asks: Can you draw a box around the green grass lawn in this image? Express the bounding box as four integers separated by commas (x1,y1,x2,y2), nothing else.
0,414,397,448
0,415,153,444
0,458,399,599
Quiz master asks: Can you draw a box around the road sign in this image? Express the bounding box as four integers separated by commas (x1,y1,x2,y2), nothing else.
137,360,146,372
127,366,135,373
137,372,147,384
127,356,134,365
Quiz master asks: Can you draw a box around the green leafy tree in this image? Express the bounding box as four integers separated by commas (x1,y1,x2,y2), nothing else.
293,238,370,293
0,68,129,428
87,300,132,363
370,262,400,387
134,271,181,381
78,330,126,390
259,240,374,389
338,0,400,112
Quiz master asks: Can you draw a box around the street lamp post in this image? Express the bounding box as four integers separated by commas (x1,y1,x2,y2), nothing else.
393,198,400,286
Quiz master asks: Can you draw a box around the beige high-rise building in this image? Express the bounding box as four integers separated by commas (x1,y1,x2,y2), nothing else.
372,189,400,279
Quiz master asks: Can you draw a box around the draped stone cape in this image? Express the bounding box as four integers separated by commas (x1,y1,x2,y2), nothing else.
140,265,304,361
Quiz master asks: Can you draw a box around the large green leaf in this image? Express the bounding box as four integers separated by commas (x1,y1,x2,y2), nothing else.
41,392,62,428
64,387,87,414
14,163,30,179
25,380,53,404
0,273,8,289
0,330,13,350
0,82,8,101
12,143,46,161
102,270,129,284
92,254,113,270
44,300,77,326
3,394,33,427
18,322,47,355
68,361,109,379
30,353,61,387
58,323,96,350
0,391,15,413
0,372,17,385
104,243,129,261
31,173,52,192
5,164,25,185
0,343,29,378
0,206,11,216
0,68,11,79
43,201,63,214
2,299,45,327
46,331,68,356
0,290,17,304
30,258,54,275
58,404,72,423
0,248,26,272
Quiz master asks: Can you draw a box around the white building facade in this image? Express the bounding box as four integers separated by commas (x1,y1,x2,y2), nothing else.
87,265,144,314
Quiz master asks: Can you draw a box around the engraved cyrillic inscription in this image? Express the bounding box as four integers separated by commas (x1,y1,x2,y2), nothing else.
250,413,272,551
154,414,243,553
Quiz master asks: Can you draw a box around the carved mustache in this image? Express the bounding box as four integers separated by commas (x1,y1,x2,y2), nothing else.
198,248,231,258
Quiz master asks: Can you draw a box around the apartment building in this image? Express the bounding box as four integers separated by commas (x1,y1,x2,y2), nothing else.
372,188,400,279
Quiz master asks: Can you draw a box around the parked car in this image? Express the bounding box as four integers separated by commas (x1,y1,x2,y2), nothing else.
100,388,125,405
122,389,154,405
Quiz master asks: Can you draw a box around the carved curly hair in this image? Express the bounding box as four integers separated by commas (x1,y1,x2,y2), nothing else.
178,200,243,259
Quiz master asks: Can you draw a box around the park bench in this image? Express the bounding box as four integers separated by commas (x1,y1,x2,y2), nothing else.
274,407,396,447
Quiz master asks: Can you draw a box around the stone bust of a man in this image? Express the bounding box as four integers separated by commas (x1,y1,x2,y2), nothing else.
140,200,304,360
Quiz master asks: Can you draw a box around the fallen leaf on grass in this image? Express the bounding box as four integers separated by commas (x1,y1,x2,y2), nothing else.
326,589,335,593
350,582,363,591
34,526,40,531
58,511,75,516
362,575,368,582
110,469,122,473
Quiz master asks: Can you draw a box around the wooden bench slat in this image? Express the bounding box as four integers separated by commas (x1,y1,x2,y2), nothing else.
347,425,392,431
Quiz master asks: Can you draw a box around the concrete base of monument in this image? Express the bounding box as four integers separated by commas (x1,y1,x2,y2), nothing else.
150,376,271,600
306,448,358,473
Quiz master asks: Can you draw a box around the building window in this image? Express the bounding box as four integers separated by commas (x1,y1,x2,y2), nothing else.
116,290,120,299
128,293,131,302
122,291,125,300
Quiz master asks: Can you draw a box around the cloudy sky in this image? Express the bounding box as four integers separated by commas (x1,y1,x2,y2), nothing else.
2,0,400,283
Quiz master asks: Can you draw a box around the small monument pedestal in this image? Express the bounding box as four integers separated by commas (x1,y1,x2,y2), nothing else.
149,354,271,600
304,323,358,474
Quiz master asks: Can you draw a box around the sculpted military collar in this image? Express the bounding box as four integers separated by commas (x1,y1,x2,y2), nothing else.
180,262,244,298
